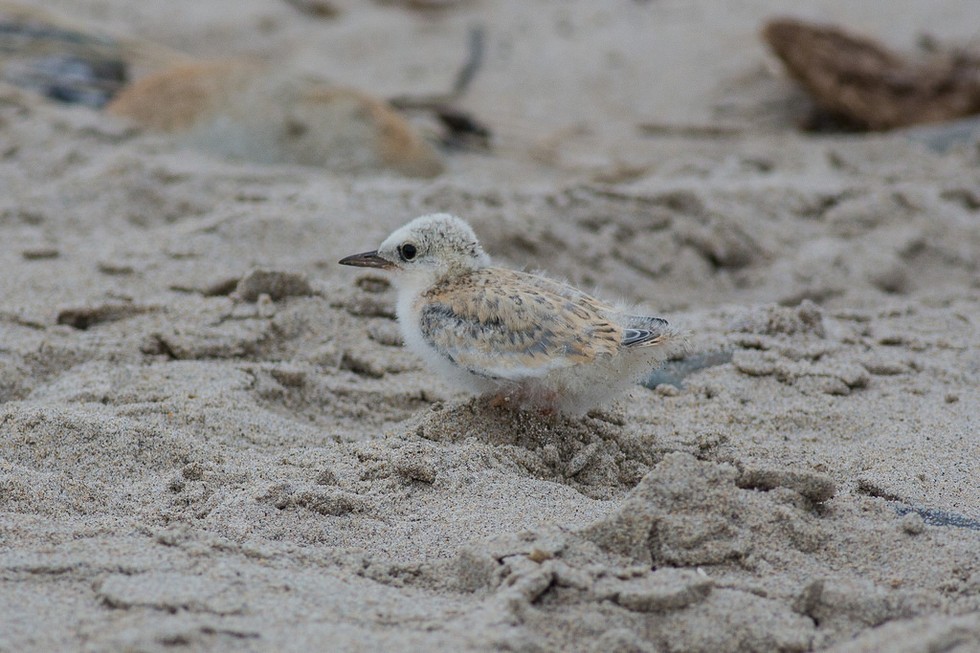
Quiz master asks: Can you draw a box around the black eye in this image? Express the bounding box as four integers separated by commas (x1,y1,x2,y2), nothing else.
399,243,417,261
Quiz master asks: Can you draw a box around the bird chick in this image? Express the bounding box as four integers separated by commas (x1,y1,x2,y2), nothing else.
339,213,682,415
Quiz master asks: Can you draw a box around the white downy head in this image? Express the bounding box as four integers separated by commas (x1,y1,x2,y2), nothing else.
340,213,491,289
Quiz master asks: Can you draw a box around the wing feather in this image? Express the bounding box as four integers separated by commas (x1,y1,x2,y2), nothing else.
417,269,622,380
621,316,672,348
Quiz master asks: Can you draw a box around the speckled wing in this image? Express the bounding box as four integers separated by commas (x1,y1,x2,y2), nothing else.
417,269,622,380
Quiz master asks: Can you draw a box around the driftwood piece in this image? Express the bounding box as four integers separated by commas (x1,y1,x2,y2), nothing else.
762,17,980,131
388,25,492,149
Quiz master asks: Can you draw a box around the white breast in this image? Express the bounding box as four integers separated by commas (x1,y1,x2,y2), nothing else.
394,280,497,394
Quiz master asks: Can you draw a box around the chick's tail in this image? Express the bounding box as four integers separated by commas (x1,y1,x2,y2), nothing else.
620,316,675,348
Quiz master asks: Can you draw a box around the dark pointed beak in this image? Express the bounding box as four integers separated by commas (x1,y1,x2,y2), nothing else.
338,250,395,270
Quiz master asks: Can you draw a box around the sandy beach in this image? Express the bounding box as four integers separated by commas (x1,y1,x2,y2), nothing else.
1,1,978,651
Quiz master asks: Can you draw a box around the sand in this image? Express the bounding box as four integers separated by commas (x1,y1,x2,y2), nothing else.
1,1,978,651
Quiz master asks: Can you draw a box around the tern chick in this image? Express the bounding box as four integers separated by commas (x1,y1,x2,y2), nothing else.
340,213,682,415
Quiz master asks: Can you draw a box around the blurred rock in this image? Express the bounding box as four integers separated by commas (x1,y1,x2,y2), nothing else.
0,1,187,106
107,60,444,177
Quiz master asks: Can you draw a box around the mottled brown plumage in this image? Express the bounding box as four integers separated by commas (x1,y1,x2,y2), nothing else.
419,268,627,378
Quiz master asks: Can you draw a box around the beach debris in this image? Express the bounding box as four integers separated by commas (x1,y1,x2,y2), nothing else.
0,3,127,108
763,17,980,130
389,26,492,150
0,2,188,106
